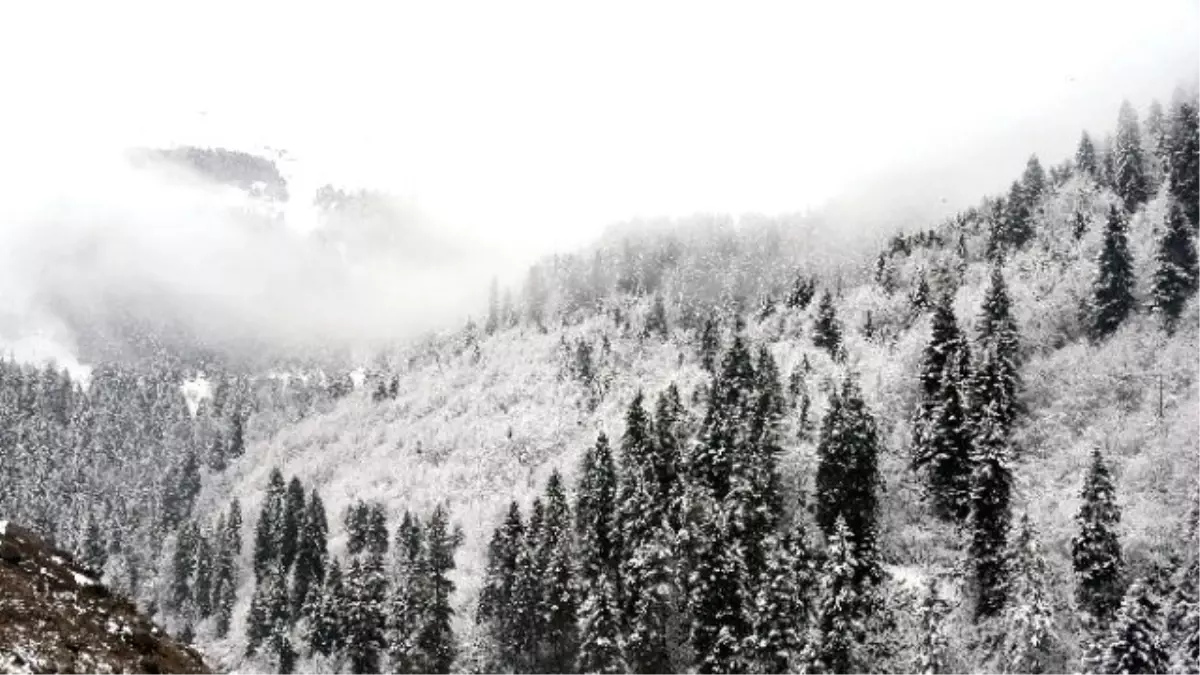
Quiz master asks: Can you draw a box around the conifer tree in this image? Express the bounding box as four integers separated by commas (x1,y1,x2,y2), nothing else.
255,468,287,581
538,471,580,673
387,510,425,673
1077,131,1098,179
972,264,1021,434
577,571,629,674
617,391,674,674
1003,180,1034,250
914,293,962,443
576,433,620,582
292,491,329,616
1023,154,1047,206
699,315,720,373
346,501,369,556
227,498,243,556
212,532,237,638
193,533,214,617
646,294,668,339
1167,99,1199,228
1152,200,1199,332
1091,205,1137,341
510,516,544,672
915,342,973,522
812,291,842,358
969,376,1013,620
247,571,290,657
913,579,952,675
809,517,870,674
229,413,245,459
307,559,346,658
1073,449,1124,626
1098,579,1169,674
82,512,108,572
281,476,305,573
171,522,199,610
344,555,387,674
686,495,752,674
998,514,1065,673
815,376,882,585
691,333,756,501
1114,100,1150,212
412,506,461,674
366,503,389,556
746,529,816,673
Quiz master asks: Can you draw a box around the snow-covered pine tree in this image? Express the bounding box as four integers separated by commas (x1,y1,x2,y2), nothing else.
1166,98,1199,229
212,528,237,638
913,292,961,461
1003,180,1034,251
686,496,752,674
1152,199,1199,333
577,571,629,674
807,516,870,674
969,363,1014,620
1114,100,1150,212
577,432,621,583
811,290,842,358
913,578,952,674
170,522,198,611
292,490,329,617
998,514,1066,673
815,375,882,586
82,511,108,572
344,554,387,674
280,476,305,574
646,293,669,339
366,502,389,557
227,498,243,556
1091,205,1137,341
537,471,580,673
1097,579,1170,674
699,315,720,373
745,527,816,673
691,332,756,502
254,468,287,581
414,504,460,674
1073,448,1124,627
917,341,973,523
1023,154,1047,206
386,510,424,673
971,264,1021,435
346,501,369,556
307,559,347,658
1077,131,1098,179
477,502,524,669
192,532,214,618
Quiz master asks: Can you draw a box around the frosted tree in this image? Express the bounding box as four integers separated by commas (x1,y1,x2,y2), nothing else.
1114,100,1149,212
915,341,973,522
280,476,305,573
998,514,1066,673
812,290,843,358
1097,579,1169,674
807,517,870,674
343,554,387,674
815,376,882,585
745,528,816,673
1167,98,1199,228
1152,199,1199,333
1077,131,1098,180
1023,154,1047,206
577,571,629,674
307,559,347,658
913,579,952,674
577,433,621,582
1073,449,1124,626
387,510,424,673
292,491,329,616
1091,205,1137,341
536,471,579,673
254,468,287,581
699,315,720,372
414,504,461,674
969,367,1013,620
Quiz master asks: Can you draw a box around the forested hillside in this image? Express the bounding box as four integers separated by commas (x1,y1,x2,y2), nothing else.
1,91,1197,674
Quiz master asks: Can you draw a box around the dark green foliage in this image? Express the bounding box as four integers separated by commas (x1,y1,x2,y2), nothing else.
229,413,245,458
1097,580,1169,674
1073,449,1124,626
1091,205,1137,341
1152,200,1199,332
247,570,291,658
815,376,882,585
1114,100,1149,212
811,291,842,358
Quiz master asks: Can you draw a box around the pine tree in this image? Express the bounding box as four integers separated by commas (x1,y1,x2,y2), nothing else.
1114,100,1150,212
617,390,670,672
1073,449,1124,626
914,292,962,444
229,413,246,458
1077,131,1098,180
414,505,461,674
1167,99,1199,228
255,468,287,581
1152,199,1199,332
686,490,753,674
576,433,621,583
1003,180,1034,250
646,294,668,339
913,579,952,674
746,529,816,673
808,517,870,674
292,491,329,616
969,377,1013,620
170,522,199,610
815,376,882,585
1098,579,1170,674
280,476,306,573
212,531,237,639
538,471,580,673
82,512,108,573
1023,154,1047,207
346,501,369,556
387,510,425,674
307,559,347,658
247,570,290,657
972,264,1021,434
812,291,842,358
998,514,1065,673
691,332,756,502
227,498,243,556
577,571,629,674
1091,205,1137,341
478,502,524,670
193,533,214,618
510,515,544,672
915,341,973,522
344,555,387,674
366,503,389,557
699,315,720,373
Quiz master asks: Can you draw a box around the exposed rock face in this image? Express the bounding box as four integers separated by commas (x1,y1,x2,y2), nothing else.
0,521,210,674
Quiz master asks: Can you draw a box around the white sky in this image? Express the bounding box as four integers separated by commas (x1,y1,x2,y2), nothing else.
1,0,1197,255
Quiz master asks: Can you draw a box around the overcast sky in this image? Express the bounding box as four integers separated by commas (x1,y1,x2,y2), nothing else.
2,0,1197,256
